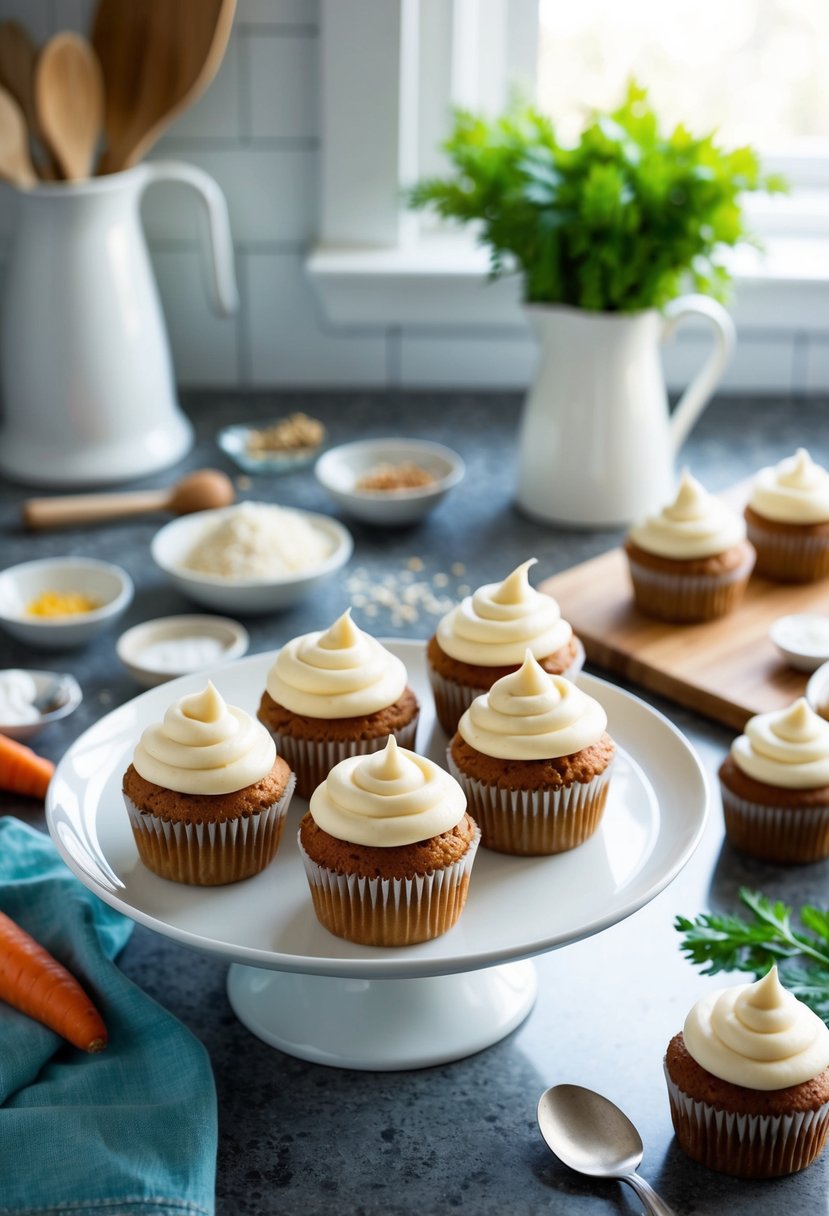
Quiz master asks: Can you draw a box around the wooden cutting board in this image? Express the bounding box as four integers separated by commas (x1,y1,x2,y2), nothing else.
540,548,829,731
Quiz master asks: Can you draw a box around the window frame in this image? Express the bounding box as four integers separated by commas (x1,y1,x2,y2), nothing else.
309,0,829,336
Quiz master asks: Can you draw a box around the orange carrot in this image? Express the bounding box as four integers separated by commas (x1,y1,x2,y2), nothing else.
0,910,107,1052
0,732,54,799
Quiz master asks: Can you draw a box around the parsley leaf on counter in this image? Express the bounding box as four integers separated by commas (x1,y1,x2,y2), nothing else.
675,887,829,1024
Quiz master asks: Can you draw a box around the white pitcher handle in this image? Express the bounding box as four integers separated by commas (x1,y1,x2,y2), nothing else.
140,160,239,316
662,294,735,453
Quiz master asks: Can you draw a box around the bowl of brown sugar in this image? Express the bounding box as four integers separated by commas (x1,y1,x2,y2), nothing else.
315,438,464,526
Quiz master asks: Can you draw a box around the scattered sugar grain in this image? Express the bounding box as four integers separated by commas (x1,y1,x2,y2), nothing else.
407,557,424,572
451,562,466,576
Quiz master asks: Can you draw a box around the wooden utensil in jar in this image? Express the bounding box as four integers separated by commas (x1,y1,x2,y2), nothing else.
93,0,236,175
0,20,57,179
22,469,236,530
0,82,36,187
35,32,104,181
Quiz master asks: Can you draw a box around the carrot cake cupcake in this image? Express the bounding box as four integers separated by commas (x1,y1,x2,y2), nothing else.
744,448,829,582
122,681,295,885
665,966,829,1177
447,651,614,855
427,558,583,736
258,609,419,800
298,736,479,946
624,469,755,622
718,697,829,864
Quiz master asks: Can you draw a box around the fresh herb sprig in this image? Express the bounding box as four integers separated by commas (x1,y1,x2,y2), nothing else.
408,80,786,312
675,888,829,1024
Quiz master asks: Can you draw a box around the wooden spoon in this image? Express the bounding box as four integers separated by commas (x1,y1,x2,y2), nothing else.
0,20,58,179
22,469,236,530
0,82,36,187
93,0,236,175
35,32,104,181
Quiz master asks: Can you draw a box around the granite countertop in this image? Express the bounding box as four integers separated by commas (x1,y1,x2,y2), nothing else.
1,390,828,1215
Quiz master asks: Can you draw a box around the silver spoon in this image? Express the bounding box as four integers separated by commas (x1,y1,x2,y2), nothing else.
537,1084,677,1216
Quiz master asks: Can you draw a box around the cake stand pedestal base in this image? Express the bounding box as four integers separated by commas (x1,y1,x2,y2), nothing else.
226,960,538,1070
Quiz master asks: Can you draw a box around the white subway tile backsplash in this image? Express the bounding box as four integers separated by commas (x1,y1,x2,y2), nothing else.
399,332,536,388
153,35,243,142
143,147,317,244
237,0,319,26
150,248,240,387
246,252,387,386
804,338,829,394
2,0,824,393
663,333,796,395
249,32,318,139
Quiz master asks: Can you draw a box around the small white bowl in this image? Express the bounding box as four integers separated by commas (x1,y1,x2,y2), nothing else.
769,613,829,672
0,669,82,740
0,557,134,649
117,615,250,687
315,438,465,526
151,504,353,614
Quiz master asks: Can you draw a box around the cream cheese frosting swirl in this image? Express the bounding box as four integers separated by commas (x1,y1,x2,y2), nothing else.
683,966,829,1090
133,681,276,795
266,609,407,719
748,448,829,524
435,559,572,666
309,735,466,846
458,651,606,760
731,697,829,789
628,469,746,559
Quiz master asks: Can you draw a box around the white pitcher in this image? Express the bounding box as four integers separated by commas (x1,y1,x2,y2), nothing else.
0,161,238,487
515,297,736,528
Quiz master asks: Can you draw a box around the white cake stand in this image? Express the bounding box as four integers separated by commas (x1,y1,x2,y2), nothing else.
47,643,708,1071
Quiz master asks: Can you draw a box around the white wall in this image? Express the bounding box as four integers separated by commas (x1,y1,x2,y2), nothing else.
0,0,825,394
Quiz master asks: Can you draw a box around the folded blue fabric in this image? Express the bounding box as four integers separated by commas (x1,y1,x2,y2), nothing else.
0,817,216,1216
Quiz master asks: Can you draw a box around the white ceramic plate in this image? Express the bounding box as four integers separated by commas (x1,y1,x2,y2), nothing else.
46,642,709,981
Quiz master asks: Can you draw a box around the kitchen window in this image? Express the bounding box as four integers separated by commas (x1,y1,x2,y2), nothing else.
309,0,829,358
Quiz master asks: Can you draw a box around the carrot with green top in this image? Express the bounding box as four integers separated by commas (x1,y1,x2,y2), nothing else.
0,910,108,1052
0,732,54,799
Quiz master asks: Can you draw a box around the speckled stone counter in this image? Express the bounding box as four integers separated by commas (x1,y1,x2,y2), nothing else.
1,391,828,1216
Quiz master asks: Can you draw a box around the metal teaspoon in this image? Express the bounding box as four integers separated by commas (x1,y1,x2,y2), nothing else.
537,1084,677,1216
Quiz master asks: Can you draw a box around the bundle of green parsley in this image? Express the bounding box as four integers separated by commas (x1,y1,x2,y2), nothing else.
676,888,829,1024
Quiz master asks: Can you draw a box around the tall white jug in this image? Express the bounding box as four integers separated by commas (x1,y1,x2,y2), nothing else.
0,161,238,487
515,297,736,528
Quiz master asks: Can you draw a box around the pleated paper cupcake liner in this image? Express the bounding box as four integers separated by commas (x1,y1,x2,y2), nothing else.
446,752,613,855
428,639,587,739
268,714,419,801
746,520,829,583
626,548,755,623
719,781,829,864
298,826,480,946
124,773,295,886
665,1069,829,1178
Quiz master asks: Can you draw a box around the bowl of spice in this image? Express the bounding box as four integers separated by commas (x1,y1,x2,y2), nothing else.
217,412,326,475
151,500,353,614
315,438,465,526
0,557,134,649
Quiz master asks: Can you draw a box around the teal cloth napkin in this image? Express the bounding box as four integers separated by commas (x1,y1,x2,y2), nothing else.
0,817,217,1216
